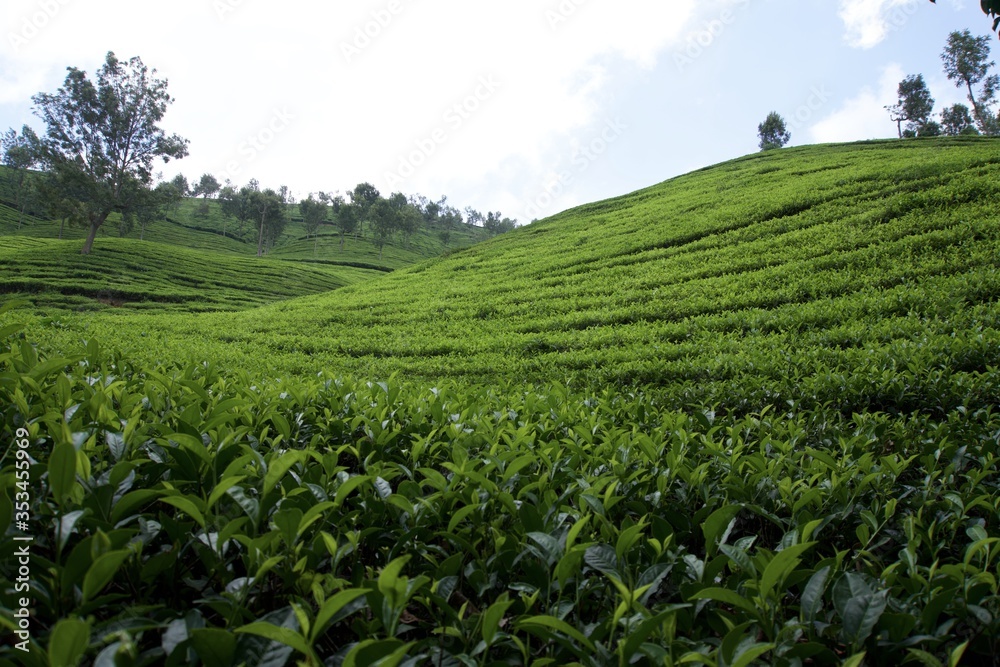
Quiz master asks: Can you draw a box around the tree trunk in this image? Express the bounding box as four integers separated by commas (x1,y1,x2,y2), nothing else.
340,233,345,251
257,214,266,257
967,81,986,133
82,222,100,254
59,217,65,240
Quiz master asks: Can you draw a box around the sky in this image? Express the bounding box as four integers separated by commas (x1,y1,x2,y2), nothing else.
0,0,993,222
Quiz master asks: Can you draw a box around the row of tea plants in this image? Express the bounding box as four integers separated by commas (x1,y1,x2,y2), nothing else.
2,316,997,665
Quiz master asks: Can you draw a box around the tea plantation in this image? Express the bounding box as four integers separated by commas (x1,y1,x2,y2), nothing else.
2,138,1000,666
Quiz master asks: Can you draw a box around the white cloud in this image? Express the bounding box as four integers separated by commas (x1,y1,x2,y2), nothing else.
837,0,920,49
0,0,709,215
808,64,904,142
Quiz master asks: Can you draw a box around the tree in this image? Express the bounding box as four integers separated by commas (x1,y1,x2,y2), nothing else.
192,173,220,199
121,179,183,240
329,196,356,251
757,112,790,151
464,207,483,227
299,193,329,254
251,187,287,257
2,126,40,230
350,182,380,239
484,211,517,235
940,103,979,135
218,180,257,239
885,74,935,138
31,51,188,254
170,173,190,197
390,191,420,247
369,196,399,261
941,30,999,134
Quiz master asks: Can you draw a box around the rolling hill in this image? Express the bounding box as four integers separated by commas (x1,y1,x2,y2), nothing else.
17,138,1000,405
3,137,1000,665
0,172,493,312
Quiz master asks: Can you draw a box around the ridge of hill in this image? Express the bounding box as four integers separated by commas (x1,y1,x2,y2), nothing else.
20,137,1000,408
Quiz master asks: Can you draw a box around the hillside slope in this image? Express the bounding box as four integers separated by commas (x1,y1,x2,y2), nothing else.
0,237,383,312
6,138,1000,665
22,138,1000,406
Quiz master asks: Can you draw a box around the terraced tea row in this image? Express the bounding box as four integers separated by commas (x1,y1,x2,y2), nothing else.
15,139,999,411
0,330,995,664
0,237,383,312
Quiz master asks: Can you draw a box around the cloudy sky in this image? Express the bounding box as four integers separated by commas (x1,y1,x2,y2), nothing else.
0,0,991,222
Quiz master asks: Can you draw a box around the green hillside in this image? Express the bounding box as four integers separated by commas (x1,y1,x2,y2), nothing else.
0,237,383,312
0,169,493,312
21,138,1000,400
4,138,1000,665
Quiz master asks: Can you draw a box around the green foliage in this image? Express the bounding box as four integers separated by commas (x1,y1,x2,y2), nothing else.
886,74,935,138
940,29,1000,135
757,112,790,151
3,326,1000,663
0,237,380,313
18,138,999,395
31,51,189,254
3,138,1000,664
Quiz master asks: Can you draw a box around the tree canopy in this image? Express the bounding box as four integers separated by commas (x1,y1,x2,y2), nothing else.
757,112,790,151
886,74,935,138
31,51,188,253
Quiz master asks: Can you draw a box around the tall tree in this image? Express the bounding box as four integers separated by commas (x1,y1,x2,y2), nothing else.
941,30,999,135
369,196,399,261
299,193,329,254
464,206,483,227
326,195,355,250
170,173,189,197
390,191,420,247
351,182,380,239
218,180,257,239
31,51,188,254
192,173,220,199
940,103,979,135
1,126,40,230
885,74,935,138
251,187,287,257
757,112,790,151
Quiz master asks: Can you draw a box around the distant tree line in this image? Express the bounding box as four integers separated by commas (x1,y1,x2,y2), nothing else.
886,30,999,138
2,50,517,256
